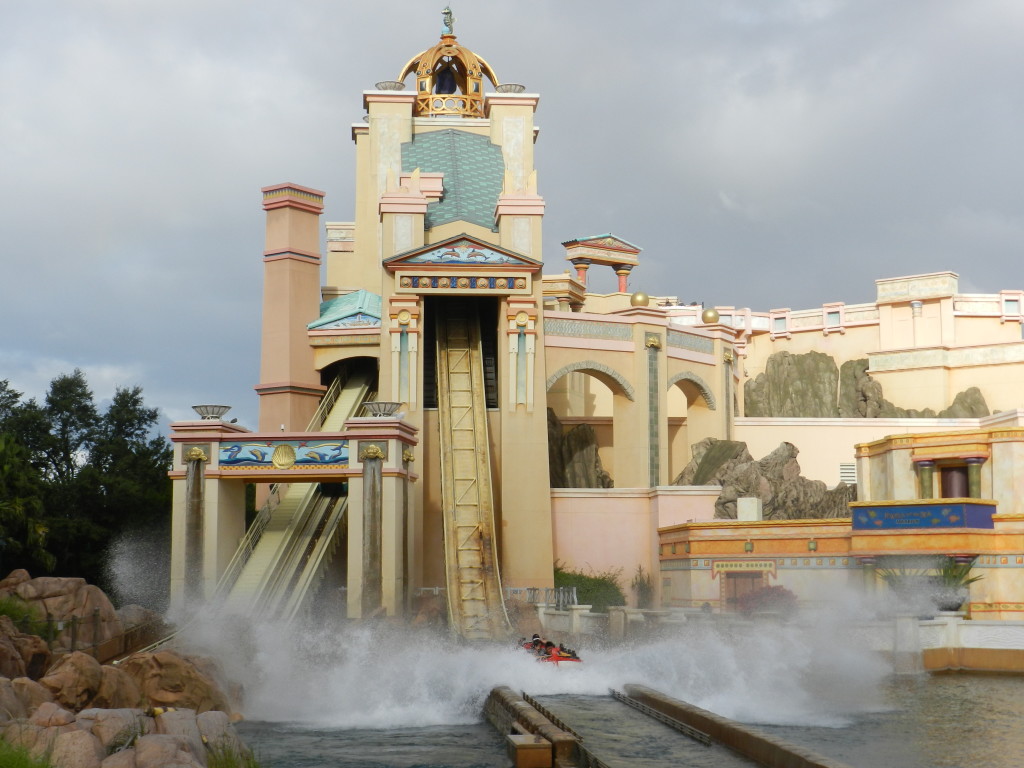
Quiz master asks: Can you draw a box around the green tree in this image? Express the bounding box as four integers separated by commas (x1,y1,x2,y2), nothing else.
0,372,171,594
0,380,22,427
41,370,99,486
0,434,56,571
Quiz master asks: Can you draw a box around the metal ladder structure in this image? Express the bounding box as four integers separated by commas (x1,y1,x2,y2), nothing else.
436,302,510,640
218,370,374,620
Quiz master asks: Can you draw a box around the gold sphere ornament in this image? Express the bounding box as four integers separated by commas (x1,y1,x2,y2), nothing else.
701,308,720,324
630,291,650,307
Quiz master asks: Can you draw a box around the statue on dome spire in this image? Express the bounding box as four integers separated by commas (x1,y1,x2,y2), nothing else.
441,6,455,35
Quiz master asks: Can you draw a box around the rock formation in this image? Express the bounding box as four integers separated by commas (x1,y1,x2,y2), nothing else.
743,351,840,417
0,571,123,651
118,652,235,715
672,439,753,486
1,700,249,768
747,351,991,419
547,409,613,488
0,615,51,681
676,438,856,520
0,572,250,767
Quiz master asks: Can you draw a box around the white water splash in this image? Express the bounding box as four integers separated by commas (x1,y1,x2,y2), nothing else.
174,594,890,731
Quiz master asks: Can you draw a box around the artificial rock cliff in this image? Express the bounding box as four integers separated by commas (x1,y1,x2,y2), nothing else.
745,351,990,419
547,409,613,489
675,437,855,520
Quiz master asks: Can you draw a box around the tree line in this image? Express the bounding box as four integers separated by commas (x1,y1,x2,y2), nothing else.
0,370,172,596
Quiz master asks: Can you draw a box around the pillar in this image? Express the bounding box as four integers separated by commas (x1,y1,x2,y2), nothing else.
570,259,590,287
615,265,633,293
916,460,935,499
966,458,984,498
183,447,207,606
859,557,877,594
360,443,384,617
256,183,326,436
345,415,419,619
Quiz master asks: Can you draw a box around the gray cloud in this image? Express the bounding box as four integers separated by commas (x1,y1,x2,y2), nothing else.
2,0,1022,428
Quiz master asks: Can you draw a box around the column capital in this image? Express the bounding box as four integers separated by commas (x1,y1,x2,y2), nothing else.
261,183,325,214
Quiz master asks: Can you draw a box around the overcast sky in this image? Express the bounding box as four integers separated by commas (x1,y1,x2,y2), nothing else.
2,1,1022,430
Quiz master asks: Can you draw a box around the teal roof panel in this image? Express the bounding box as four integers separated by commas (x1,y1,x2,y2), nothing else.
401,129,503,232
309,289,382,330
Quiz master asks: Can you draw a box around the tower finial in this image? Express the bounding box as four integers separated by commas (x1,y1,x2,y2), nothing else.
442,6,455,35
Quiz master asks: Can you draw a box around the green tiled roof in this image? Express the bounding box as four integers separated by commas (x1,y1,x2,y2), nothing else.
402,129,503,232
309,289,382,330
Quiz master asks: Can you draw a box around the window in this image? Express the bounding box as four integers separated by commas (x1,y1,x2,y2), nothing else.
826,310,841,326
839,463,857,485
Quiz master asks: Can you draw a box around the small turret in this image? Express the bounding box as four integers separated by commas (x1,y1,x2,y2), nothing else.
396,7,501,118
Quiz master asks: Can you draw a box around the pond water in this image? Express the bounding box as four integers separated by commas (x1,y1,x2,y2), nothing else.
183,616,1022,768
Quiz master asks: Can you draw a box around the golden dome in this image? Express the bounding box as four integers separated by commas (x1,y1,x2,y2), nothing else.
397,9,500,118
630,291,650,307
701,308,720,324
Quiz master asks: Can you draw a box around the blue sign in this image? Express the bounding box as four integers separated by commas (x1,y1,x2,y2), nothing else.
852,502,995,530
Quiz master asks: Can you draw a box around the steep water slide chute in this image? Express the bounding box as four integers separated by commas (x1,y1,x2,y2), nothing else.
217,369,373,620
435,301,511,640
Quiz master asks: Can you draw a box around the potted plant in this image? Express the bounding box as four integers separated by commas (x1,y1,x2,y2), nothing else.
931,557,983,612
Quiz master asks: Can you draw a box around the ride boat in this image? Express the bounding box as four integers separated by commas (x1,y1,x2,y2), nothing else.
520,635,582,665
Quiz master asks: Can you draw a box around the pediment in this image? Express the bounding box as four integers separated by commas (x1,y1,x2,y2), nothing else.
562,233,642,255
384,235,541,271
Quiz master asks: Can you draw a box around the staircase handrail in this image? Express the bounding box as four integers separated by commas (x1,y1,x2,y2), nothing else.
309,373,345,430
278,497,350,624
207,374,348,604
206,484,283,604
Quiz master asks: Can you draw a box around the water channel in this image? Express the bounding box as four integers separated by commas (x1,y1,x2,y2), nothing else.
194,617,1024,768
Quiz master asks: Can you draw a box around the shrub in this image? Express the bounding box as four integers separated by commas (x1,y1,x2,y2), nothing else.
736,585,798,618
631,565,654,609
554,563,626,613
0,595,55,641
0,739,53,768
207,745,262,768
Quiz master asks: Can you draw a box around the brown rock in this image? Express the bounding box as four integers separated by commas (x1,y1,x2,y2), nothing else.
197,710,243,753
100,750,138,768
153,708,204,760
29,700,76,726
133,734,204,768
0,677,27,720
0,569,31,591
2,720,61,759
39,652,104,711
50,728,105,768
15,632,52,680
0,574,124,652
0,630,27,680
78,708,152,752
14,576,87,601
0,615,50,680
92,666,144,710
12,676,54,714
119,651,232,714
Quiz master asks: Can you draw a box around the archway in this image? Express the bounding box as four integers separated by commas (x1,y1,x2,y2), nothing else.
546,361,634,488
666,371,717,482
